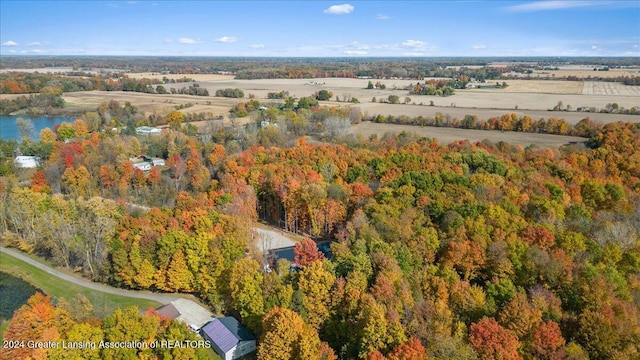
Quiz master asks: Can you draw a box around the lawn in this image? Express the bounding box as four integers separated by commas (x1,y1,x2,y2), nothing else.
0,321,8,343
0,252,160,318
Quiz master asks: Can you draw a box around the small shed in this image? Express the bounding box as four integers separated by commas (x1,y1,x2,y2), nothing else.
200,317,256,360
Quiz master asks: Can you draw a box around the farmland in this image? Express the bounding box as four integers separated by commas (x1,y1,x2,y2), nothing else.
349,121,589,148
58,74,640,133
2,55,640,360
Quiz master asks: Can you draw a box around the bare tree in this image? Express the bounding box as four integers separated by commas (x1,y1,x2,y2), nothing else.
324,117,350,138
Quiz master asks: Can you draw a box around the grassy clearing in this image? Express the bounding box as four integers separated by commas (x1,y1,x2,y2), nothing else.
0,252,160,318
0,321,8,342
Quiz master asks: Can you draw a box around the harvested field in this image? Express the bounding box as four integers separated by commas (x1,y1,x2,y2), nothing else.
0,93,31,100
126,72,235,81
582,81,640,96
349,122,588,149
510,67,640,79
466,80,583,94
57,76,639,128
356,103,637,125
179,77,640,112
62,90,237,118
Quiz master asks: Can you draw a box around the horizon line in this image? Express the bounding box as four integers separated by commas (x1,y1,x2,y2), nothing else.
1,54,639,59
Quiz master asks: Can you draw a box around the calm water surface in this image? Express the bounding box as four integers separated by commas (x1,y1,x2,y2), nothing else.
0,115,74,140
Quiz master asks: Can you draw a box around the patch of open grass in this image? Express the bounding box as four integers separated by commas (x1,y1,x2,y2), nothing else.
0,252,160,318
0,321,9,343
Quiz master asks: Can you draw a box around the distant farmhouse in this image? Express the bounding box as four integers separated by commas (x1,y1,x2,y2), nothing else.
135,126,162,135
14,156,41,168
129,155,165,171
200,317,257,360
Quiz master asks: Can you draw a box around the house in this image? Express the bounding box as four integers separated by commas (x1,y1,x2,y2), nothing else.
200,317,256,360
132,162,152,171
14,156,41,168
129,155,166,171
267,241,333,270
136,126,162,135
154,303,181,321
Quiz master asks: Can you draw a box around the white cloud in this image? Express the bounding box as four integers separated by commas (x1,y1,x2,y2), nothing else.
19,49,44,54
2,40,18,46
633,44,639,48
250,44,265,48
27,41,48,47
164,38,173,43
404,52,425,56
178,37,200,44
504,1,608,12
324,4,354,14
8,49,16,53
402,40,426,49
344,50,368,55
216,36,237,43
592,45,603,51
347,41,369,50
472,44,486,49
377,14,389,20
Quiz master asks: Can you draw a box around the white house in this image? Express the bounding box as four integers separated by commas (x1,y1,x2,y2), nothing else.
200,317,256,360
136,126,162,135
14,156,41,168
132,162,152,171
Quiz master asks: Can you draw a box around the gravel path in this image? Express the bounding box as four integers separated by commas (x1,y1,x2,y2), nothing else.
1,246,179,304
254,227,297,251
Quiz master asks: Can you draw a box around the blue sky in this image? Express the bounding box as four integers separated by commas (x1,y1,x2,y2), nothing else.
1,1,639,57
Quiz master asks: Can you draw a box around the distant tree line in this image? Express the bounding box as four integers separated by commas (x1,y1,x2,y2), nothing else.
0,90,64,115
368,112,608,137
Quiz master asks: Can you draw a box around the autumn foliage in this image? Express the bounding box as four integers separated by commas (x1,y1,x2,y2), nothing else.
1,113,639,360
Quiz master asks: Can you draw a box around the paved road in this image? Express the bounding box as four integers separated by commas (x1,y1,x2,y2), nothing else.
0,246,179,304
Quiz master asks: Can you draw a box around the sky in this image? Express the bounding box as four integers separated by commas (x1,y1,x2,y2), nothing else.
1,0,639,57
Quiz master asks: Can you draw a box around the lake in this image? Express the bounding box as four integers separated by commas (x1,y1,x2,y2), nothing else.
0,115,75,140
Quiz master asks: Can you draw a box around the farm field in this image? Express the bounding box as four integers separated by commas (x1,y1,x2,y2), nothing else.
349,121,588,149
582,81,640,96
62,75,640,126
508,67,640,79
355,102,636,125
465,80,583,94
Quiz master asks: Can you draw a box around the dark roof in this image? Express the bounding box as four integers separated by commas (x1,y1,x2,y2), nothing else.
270,241,333,264
155,304,180,320
201,317,255,353
218,317,256,341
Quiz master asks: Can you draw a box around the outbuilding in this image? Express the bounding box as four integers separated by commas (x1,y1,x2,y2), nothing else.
14,156,41,168
200,317,256,360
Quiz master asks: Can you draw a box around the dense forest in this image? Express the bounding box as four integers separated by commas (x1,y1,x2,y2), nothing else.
1,87,639,359
2,56,639,81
